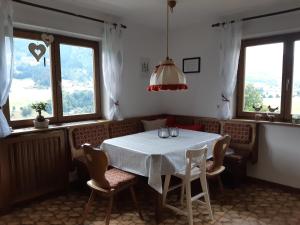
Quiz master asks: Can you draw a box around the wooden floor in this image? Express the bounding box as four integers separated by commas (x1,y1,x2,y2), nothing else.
0,181,299,225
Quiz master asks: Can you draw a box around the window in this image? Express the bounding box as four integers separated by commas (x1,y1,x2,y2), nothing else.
60,44,96,116
292,41,300,115
237,32,300,122
10,37,53,121
5,29,101,127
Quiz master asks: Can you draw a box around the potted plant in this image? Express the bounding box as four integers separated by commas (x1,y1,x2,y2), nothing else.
31,102,49,128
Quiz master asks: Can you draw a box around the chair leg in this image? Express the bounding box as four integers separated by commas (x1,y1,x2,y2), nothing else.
130,186,143,220
180,180,185,206
185,181,193,225
82,190,96,224
105,196,114,225
114,193,121,214
162,175,171,206
200,175,214,221
217,175,224,193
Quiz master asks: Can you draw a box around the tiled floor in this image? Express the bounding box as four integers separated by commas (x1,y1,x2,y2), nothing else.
0,182,299,225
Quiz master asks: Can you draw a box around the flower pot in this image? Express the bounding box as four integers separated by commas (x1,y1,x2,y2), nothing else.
33,119,49,129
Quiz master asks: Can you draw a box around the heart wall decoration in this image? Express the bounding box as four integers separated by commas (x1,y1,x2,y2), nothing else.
28,43,46,62
41,33,54,47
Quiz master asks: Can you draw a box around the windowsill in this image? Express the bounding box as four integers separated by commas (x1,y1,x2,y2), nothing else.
232,118,300,128
10,119,109,136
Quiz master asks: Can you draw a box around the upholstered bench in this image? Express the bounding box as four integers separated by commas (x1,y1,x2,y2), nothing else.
220,121,257,186
67,115,258,188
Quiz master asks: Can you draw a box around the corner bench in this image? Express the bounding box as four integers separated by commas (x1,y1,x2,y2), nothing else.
67,115,258,187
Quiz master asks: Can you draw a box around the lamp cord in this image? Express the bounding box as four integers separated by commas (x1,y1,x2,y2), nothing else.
166,0,169,60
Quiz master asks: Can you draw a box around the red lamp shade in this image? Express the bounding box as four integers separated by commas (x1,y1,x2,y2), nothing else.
147,58,188,91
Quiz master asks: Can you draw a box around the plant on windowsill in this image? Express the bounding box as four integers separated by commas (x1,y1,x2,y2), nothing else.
31,102,49,129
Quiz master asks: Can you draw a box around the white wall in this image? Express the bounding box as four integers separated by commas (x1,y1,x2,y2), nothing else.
162,11,300,188
248,124,300,188
160,21,221,117
118,21,163,118
12,1,163,119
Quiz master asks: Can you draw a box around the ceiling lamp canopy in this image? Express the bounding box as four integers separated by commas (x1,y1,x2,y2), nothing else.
148,0,188,92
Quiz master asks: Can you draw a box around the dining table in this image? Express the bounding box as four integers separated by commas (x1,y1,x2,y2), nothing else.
100,128,221,222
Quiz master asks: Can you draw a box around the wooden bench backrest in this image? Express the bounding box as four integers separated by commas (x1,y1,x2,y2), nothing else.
68,123,110,159
220,121,258,163
67,115,258,163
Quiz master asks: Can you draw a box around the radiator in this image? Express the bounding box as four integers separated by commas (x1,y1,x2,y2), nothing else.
1,130,68,204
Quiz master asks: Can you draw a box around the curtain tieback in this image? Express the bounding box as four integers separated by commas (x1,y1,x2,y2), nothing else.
222,94,230,102
114,101,119,106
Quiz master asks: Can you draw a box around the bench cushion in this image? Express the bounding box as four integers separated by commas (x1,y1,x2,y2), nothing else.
195,119,221,134
223,123,252,144
69,123,109,159
109,120,141,138
73,125,109,149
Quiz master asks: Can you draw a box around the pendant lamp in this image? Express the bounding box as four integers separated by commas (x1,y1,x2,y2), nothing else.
148,0,188,91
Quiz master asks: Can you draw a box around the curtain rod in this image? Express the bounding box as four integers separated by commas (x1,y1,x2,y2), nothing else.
12,0,127,29
212,7,300,27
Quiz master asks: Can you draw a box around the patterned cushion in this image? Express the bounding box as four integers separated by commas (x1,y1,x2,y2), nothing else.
105,168,136,188
72,124,109,149
109,120,141,138
196,120,221,134
142,119,167,131
223,123,252,144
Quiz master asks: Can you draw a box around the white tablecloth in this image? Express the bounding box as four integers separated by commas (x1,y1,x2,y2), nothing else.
100,129,221,193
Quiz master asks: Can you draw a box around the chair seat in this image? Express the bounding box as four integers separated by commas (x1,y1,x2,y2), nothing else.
175,167,203,180
87,168,137,191
106,168,137,188
206,166,225,176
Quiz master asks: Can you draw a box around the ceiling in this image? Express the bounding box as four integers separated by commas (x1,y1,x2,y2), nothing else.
26,0,300,30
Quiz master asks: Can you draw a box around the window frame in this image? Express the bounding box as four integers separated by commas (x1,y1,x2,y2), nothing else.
236,32,300,122
4,29,102,128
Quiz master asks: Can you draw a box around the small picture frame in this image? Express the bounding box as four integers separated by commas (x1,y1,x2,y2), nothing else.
182,57,201,73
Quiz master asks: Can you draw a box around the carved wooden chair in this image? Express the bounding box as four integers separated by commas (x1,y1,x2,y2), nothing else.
206,135,231,192
81,144,143,225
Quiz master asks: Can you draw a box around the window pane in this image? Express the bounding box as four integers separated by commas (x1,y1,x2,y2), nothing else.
9,37,53,121
243,43,284,113
292,41,300,115
60,44,95,116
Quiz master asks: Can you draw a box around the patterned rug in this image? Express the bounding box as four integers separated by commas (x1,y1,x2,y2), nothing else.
0,182,299,225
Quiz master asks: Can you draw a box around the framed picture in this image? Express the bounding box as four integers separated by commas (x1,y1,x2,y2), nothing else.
182,57,201,73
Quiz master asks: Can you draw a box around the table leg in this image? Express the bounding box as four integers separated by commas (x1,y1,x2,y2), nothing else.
139,176,163,224
155,192,163,224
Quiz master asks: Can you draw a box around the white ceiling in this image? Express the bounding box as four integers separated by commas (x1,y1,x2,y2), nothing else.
26,0,300,30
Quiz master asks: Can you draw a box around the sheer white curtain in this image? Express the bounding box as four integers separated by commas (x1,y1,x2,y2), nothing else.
102,23,124,120
217,21,242,120
0,0,13,138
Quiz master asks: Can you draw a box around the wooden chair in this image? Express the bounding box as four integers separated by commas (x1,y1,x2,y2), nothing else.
81,144,143,225
162,146,213,225
206,135,231,192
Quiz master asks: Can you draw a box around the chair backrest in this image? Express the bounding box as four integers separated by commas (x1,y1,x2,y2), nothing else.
82,143,111,189
185,146,208,177
210,135,231,171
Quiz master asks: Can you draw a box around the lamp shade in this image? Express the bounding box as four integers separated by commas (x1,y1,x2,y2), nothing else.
147,58,188,91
